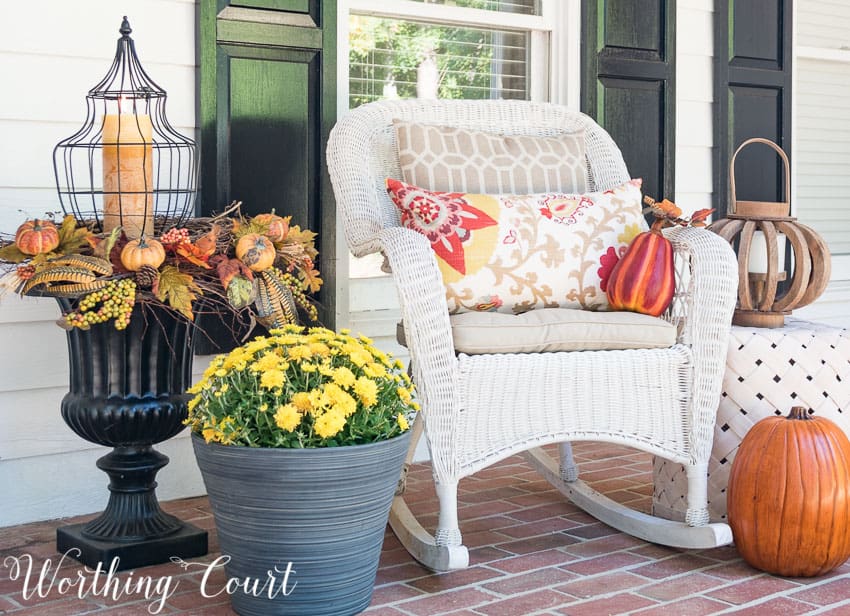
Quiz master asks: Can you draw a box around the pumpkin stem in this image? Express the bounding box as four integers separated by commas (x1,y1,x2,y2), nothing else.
787,406,812,420
650,218,667,233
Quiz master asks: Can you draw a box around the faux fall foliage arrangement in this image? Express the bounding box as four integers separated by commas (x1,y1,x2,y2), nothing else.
0,203,323,335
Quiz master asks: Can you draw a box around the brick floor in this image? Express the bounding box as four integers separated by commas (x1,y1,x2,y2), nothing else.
1,442,849,615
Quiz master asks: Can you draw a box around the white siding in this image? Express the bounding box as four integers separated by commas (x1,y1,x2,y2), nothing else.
0,0,203,527
675,0,714,217
797,0,850,49
794,1,850,325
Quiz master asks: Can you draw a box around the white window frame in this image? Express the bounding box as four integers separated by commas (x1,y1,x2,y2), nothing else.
338,0,581,119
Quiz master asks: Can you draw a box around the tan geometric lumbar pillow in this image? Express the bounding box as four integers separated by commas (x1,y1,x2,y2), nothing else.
386,177,648,314
394,120,588,195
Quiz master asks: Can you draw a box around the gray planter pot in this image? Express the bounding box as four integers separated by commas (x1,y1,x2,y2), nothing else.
192,430,411,616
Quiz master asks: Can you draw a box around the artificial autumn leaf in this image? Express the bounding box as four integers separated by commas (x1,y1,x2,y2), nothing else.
55,215,93,255
285,225,319,260
0,244,29,263
217,257,253,290
176,243,213,269
690,208,716,227
300,266,323,294
194,223,221,257
155,265,201,321
87,226,123,260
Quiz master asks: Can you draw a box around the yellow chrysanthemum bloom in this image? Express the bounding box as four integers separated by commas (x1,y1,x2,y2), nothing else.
214,368,227,377
309,342,331,357
260,369,286,390
318,363,335,377
274,404,301,432
291,391,312,412
332,366,356,388
259,403,268,412
397,413,409,431
301,362,318,373
397,387,412,405
202,427,219,443
314,409,346,438
308,388,325,412
353,377,378,407
251,352,284,373
187,382,203,395
188,396,200,411
364,362,387,379
332,392,357,417
287,345,312,361
349,349,372,367
220,383,230,393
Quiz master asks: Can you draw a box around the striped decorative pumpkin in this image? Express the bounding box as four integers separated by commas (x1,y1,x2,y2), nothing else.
605,229,674,316
727,407,850,577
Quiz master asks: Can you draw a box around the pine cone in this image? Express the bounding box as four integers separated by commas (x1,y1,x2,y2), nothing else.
134,265,159,289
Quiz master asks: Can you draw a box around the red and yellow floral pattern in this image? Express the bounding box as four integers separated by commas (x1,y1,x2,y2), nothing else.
387,179,648,314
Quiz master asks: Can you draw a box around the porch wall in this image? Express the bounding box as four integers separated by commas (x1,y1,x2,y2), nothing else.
0,0,206,527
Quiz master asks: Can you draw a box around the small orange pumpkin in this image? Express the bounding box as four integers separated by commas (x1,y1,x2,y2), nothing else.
15,219,60,255
727,406,850,577
605,227,674,316
120,237,166,271
235,233,276,272
253,213,289,243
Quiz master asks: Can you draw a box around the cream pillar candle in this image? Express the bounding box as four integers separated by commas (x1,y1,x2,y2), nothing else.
748,231,787,274
102,112,153,238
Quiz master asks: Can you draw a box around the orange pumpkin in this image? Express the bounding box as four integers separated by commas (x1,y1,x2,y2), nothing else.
253,213,289,243
15,219,60,255
120,237,166,271
605,228,674,316
727,406,850,577
235,233,276,272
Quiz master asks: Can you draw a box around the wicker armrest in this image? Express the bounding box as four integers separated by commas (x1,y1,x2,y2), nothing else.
664,225,738,463
378,227,461,475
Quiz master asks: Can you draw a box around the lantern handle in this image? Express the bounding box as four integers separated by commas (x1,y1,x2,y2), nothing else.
729,138,791,217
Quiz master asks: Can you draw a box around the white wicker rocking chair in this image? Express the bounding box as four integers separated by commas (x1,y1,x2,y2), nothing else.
327,100,739,571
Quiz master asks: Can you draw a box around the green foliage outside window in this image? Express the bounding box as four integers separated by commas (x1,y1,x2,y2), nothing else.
349,14,527,108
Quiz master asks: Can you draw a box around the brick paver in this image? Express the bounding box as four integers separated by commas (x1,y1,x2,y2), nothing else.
2,442,850,615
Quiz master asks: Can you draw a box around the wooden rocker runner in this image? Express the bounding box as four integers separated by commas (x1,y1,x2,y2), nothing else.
328,100,738,571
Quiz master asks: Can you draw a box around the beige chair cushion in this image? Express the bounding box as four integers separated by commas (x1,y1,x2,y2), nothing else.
398,309,678,354
394,121,588,195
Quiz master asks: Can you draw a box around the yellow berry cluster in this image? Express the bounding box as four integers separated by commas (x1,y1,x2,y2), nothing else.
64,279,137,331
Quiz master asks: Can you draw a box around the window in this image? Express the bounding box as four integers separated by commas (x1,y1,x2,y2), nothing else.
344,0,567,279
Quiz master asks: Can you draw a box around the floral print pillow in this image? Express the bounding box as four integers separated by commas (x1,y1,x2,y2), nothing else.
386,178,648,314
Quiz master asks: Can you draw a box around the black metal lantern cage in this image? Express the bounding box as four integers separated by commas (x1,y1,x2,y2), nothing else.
53,17,197,238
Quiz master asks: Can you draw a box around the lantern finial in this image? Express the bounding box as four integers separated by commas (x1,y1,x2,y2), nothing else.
120,16,132,37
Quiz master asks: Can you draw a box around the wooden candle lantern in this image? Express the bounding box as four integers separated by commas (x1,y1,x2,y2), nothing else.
709,138,830,328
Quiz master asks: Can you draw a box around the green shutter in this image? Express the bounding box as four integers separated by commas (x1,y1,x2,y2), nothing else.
581,0,676,202
199,0,336,337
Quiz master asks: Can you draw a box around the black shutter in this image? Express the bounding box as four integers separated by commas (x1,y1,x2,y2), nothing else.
714,0,792,216
196,0,336,351
582,0,676,201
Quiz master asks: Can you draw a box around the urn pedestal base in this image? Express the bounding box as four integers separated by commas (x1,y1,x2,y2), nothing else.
57,521,208,571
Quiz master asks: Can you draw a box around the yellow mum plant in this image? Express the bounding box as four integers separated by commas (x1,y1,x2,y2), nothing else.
186,325,418,448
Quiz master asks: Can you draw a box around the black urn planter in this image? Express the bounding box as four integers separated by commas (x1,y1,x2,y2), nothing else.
55,300,208,570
